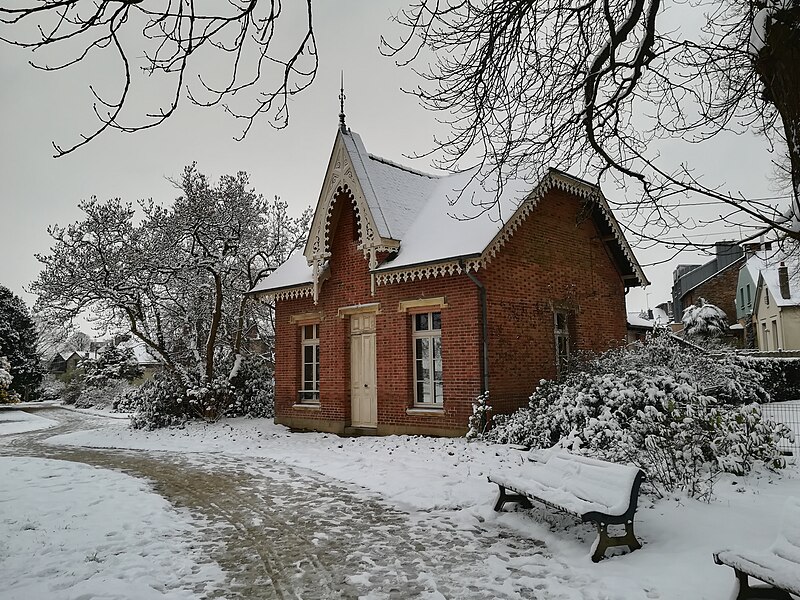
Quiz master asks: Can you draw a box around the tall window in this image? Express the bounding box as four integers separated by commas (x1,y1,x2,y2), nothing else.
300,324,319,403
413,311,442,405
555,311,570,375
746,284,751,307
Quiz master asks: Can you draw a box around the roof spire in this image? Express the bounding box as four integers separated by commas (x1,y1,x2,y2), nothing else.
339,71,347,133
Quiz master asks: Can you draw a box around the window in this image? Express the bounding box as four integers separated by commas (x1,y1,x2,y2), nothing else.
554,311,570,374
739,288,745,310
413,311,442,405
765,289,770,307
746,284,751,307
299,324,319,403
772,320,780,350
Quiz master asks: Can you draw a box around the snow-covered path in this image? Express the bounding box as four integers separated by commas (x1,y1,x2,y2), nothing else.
1,409,639,600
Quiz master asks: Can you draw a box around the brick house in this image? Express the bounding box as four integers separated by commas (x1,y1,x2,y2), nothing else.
249,126,648,436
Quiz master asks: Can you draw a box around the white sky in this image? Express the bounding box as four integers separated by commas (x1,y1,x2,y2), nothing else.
0,1,786,323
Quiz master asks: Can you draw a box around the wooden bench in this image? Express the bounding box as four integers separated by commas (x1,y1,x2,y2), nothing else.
713,497,800,600
488,450,645,562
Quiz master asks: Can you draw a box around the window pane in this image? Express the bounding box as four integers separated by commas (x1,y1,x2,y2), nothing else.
556,312,567,330
417,381,430,404
434,382,443,404
414,313,429,331
304,345,314,363
433,336,442,381
431,311,441,330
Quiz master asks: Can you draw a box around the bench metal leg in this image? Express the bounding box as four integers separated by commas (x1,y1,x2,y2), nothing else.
732,569,792,600
493,485,533,512
591,521,641,563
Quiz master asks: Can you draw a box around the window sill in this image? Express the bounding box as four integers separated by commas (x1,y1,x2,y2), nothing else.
292,403,321,410
406,407,445,416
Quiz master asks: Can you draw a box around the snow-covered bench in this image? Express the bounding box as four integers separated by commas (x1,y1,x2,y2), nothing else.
488,450,645,562
713,497,800,600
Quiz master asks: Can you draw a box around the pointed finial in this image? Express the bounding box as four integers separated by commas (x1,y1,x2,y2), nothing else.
339,71,347,133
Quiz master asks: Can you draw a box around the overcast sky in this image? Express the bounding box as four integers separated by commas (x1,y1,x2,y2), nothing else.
0,1,786,327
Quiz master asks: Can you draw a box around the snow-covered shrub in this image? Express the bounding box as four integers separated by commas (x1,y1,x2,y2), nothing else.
682,297,728,339
225,356,275,419
736,357,800,402
466,392,492,440
72,380,134,409
126,355,274,427
128,371,188,430
0,355,19,404
487,333,791,497
83,346,143,387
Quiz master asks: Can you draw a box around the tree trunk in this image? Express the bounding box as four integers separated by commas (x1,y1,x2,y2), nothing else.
205,271,224,381
756,5,800,238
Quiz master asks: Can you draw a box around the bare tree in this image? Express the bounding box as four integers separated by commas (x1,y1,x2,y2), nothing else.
382,0,800,248
0,1,317,157
31,166,311,392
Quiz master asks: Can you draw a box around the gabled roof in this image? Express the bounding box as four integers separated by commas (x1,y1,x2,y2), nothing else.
250,128,648,298
752,251,800,308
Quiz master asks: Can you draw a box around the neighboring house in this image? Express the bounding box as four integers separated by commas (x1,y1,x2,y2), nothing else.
47,351,83,376
114,338,162,381
248,125,648,436
671,242,744,323
626,306,670,343
735,242,774,347
753,256,800,350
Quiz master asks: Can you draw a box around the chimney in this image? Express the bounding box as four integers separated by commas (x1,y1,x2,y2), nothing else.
779,262,791,299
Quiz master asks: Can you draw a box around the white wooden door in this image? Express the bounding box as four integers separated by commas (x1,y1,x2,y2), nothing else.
350,313,377,427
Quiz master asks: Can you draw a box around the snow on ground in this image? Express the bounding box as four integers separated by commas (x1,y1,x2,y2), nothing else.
0,408,58,435
49,416,800,600
0,456,223,600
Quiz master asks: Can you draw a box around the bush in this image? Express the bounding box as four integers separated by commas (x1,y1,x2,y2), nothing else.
482,332,792,498
128,371,188,430
126,355,275,429
735,357,800,403
226,356,275,419
83,346,143,387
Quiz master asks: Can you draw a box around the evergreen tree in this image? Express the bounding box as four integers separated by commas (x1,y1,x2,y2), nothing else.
0,286,43,400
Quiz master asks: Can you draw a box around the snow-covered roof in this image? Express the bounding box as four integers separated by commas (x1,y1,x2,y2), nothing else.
115,338,160,366
374,167,532,271
248,251,314,295
747,249,800,307
251,128,647,297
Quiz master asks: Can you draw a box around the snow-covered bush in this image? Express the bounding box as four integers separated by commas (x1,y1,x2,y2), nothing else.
126,355,275,428
486,333,791,497
735,356,800,402
82,346,143,387
682,297,728,339
0,355,19,404
72,380,134,409
225,356,275,419
128,371,188,430
466,392,492,440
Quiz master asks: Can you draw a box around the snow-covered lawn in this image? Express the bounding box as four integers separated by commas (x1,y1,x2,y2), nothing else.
49,415,800,600
0,456,223,600
0,408,58,435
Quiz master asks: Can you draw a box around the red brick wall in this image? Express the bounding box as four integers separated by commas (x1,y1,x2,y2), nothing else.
275,194,481,436
680,258,743,327
275,188,629,435
482,189,628,414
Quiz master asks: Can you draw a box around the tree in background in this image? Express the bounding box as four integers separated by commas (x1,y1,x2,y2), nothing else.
0,355,15,404
0,286,43,400
32,166,310,418
384,0,800,246
682,298,729,340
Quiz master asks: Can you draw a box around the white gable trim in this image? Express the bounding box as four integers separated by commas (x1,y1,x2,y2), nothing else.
303,131,399,302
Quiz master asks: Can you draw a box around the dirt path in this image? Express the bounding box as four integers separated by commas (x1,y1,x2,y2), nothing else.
0,409,581,600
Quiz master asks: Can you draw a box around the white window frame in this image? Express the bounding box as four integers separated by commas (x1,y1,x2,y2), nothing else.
412,311,443,406
554,310,570,375
299,323,320,403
